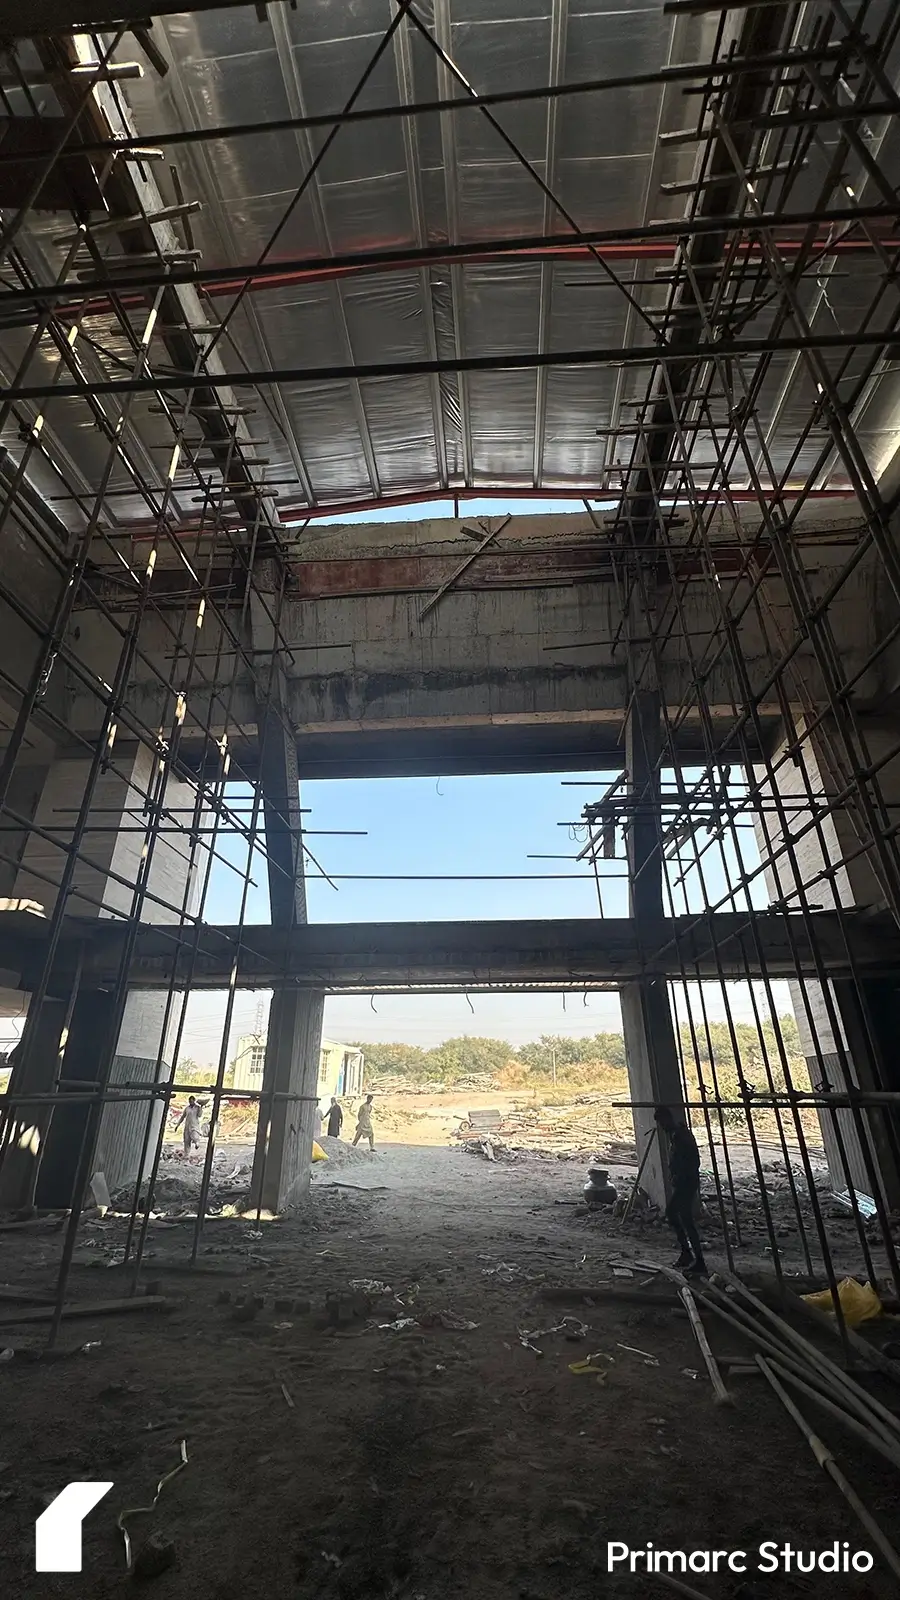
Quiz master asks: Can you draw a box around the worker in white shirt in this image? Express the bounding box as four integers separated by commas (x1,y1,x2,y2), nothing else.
352,1094,375,1152
174,1095,204,1160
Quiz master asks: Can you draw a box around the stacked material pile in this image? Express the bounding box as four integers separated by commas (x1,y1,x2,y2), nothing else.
457,1098,637,1158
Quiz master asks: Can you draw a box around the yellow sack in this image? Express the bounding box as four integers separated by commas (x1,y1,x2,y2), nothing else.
311,1141,328,1163
801,1277,882,1327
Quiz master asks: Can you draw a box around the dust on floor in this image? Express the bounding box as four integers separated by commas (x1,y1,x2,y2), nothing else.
0,1145,896,1600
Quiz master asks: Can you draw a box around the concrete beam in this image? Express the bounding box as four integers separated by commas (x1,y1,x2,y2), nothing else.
1,909,898,992
56,513,893,780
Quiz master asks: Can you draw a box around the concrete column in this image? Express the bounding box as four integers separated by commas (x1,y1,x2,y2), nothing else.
830,977,900,1210
620,692,685,1207
620,980,682,1206
10,745,206,1199
249,561,324,1211
249,988,324,1212
35,989,118,1210
756,719,900,1209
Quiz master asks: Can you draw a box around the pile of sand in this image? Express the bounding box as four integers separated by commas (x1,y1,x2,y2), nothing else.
314,1135,378,1169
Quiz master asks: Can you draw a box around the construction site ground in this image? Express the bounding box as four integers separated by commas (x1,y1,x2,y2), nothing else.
1,1131,897,1600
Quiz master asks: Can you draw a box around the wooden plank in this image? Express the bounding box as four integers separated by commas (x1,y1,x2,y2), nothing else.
0,1295,170,1325
0,1217,64,1234
540,1285,682,1307
0,1284,58,1305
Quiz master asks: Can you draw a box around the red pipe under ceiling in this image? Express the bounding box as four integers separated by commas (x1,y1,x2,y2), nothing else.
59,234,899,325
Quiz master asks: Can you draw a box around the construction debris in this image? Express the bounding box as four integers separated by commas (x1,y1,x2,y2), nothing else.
457,1099,636,1157
568,1355,609,1384
518,1316,588,1355
616,1342,659,1367
800,1276,882,1327
757,1357,900,1581
480,1260,542,1285
677,1268,900,1479
422,1309,479,1332
118,1440,189,1573
132,1532,178,1582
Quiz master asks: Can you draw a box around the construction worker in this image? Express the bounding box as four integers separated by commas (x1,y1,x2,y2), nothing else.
654,1105,706,1276
174,1095,204,1160
352,1094,376,1152
324,1096,343,1139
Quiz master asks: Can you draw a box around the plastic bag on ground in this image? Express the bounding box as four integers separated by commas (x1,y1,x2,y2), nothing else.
311,1141,328,1163
802,1277,882,1326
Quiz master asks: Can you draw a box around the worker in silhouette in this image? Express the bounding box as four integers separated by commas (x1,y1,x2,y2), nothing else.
654,1105,706,1276
352,1094,376,1152
324,1096,343,1140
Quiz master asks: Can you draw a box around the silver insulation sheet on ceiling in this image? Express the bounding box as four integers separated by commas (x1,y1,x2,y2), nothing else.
118,0,698,511
7,0,899,523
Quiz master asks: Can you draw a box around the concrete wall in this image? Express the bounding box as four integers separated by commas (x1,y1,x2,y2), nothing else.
13,744,205,925
10,743,210,1198
0,500,72,758
56,511,900,767
755,723,900,1205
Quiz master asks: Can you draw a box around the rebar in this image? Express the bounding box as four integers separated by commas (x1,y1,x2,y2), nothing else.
0,0,900,1341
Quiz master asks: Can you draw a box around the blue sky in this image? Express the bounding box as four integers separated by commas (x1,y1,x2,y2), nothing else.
183,494,633,1056
179,765,790,1061
206,771,626,925
300,494,616,527
182,768,630,1057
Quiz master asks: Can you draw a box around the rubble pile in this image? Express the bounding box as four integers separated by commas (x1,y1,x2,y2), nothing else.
112,1147,254,1216
457,1096,637,1161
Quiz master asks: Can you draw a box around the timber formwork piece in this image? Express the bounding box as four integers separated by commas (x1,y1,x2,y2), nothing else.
0,0,897,1354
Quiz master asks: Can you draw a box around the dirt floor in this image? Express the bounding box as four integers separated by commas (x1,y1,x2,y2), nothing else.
339,1088,635,1149
1,1133,899,1600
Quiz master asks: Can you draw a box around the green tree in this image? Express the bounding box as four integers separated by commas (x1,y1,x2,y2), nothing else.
356,1042,430,1081
428,1036,515,1082
516,1032,626,1076
590,1032,627,1070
